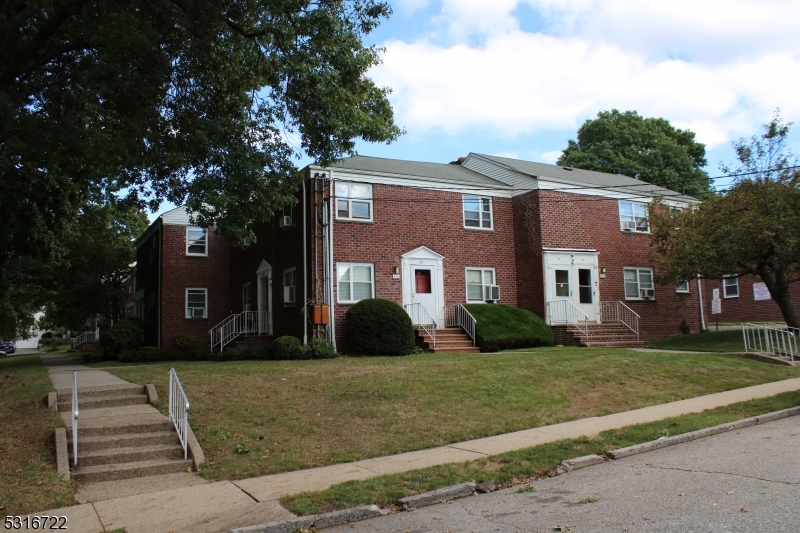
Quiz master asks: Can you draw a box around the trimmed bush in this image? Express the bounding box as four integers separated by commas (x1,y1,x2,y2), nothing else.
119,347,207,363
99,319,144,358
173,332,202,352
270,336,306,360
345,298,415,356
305,338,337,359
462,304,554,352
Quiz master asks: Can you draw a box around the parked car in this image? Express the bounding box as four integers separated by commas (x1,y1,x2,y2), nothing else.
0,341,15,354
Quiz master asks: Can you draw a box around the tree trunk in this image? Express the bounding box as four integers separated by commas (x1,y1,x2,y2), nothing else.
756,265,800,329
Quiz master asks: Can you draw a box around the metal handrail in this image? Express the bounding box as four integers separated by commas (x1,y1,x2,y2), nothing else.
443,304,477,346
742,323,796,363
209,311,270,352
169,368,190,460
405,303,437,347
600,301,640,340
71,330,96,349
71,371,78,467
546,300,590,344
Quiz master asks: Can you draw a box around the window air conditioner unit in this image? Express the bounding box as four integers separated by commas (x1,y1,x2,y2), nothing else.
191,308,205,318
640,288,655,299
621,220,636,231
484,285,501,302
279,216,293,228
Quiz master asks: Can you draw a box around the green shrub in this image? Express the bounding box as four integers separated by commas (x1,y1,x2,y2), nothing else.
305,338,337,359
345,299,415,356
462,304,554,352
270,336,306,360
119,347,207,363
173,332,202,352
99,319,144,358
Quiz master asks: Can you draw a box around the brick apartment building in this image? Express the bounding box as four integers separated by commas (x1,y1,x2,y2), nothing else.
133,154,798,351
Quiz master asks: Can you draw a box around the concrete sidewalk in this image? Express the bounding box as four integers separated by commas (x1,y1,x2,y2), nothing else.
24,373,800,533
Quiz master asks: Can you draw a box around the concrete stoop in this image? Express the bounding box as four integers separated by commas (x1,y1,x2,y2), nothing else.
415,327,481,353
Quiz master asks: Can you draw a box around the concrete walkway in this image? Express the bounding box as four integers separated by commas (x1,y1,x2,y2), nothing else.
26,358,800,532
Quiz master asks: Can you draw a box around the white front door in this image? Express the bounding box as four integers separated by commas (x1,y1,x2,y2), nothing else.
544,251,599,323
412,265,438,322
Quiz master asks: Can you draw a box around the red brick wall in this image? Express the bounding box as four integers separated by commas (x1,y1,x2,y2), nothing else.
535,190,703,337
329,183,517,350
702,276,800,324
512,191,545,318
160,225,231,349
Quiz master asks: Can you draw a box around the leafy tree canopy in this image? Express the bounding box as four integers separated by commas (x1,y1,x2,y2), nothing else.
557,110,712,199
649,112,800,328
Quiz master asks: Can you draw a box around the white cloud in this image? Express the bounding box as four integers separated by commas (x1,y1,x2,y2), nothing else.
536,150,564,164
492,151,520,159
394,0,430,14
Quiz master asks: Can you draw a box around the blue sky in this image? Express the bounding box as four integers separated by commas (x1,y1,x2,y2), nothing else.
152,0,800,220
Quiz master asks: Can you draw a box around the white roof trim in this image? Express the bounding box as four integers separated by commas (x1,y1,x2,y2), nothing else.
401,246,445,260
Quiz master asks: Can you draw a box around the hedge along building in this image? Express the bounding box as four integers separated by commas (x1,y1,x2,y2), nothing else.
137,153,794,352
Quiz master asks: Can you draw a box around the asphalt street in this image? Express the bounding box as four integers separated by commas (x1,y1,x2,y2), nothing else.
325,415,799,533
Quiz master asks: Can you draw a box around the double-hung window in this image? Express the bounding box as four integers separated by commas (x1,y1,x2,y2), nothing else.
723,276,739,298
186,226,208,255
186,288,208,318
283,268,296,305
624,268,654,299
675,280,690,293
619,201,649,232
463,196,492,229
337,263,374,303
242,283,252,311
336,182,372,221
465,268,495,302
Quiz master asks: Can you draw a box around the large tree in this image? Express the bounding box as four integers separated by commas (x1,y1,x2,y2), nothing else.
557,110,712,198
0,0,400,336
649,113,800,329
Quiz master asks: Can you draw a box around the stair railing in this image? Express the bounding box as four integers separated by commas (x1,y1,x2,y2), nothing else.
443,304,477,346
741,323,796,363
599,301,640,339
71,371,78,467
209,311,270,352
168,368,190,460
404,303,436,347
71,330,97,349
546,300,590,344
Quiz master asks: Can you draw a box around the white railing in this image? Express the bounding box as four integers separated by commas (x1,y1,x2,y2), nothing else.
600,301,640,340
209,311,270,352
169,368,190,460
405,303,437,347
742,323,797,363
71,330,97,349
71,371,78,467
443,304,476,346
546,300,590,344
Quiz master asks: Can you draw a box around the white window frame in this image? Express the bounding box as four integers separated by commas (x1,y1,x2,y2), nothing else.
463,195,493,230
723,276,740,298
623,267,655,300
186,226,208,256
283,268,297,306
242,282,252,311
465,267,496,303
675,280,690,293
185,288,208,319
618,201,650,233
335,182,373,222
336,263,375,304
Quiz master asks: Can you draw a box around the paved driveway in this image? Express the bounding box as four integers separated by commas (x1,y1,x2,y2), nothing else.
325,416,799,533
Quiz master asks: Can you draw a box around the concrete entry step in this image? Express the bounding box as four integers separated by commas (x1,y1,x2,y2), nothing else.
57,383,145,401
68,419,173,438
58,393,148,412
73,431,179,452
74,444,184,467
71,458,193,483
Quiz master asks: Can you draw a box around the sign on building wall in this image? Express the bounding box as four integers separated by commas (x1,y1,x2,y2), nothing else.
711,298,721,315
753,282,771,301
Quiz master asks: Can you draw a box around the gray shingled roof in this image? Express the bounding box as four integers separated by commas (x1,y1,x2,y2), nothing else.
325,155,511,189
474,153,699,203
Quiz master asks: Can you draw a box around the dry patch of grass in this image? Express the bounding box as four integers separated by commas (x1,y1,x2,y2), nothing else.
101,347,800,482
0,355,75,515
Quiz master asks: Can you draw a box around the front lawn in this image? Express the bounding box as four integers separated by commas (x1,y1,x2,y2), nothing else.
100,347,800,482
647,330,746,352
0,355,75,515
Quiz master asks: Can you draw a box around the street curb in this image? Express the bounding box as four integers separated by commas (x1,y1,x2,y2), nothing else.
608,405,800,459
145,383,158,403
230,504,387,533
557,454,603,473
399,482,477,510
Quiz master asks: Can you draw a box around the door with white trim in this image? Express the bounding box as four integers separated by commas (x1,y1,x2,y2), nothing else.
412,265,438,323
544,251,599,322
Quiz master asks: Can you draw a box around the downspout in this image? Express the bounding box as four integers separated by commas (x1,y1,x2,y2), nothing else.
302,179,308,344
157,224,162,348
696,273,706,332
328,173,336,351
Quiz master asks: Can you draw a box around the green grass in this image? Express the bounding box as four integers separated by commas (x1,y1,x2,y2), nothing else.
0,355,75,515
99,346,800,482
463,304,554,351
281,391,800,515
647,330,746,352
